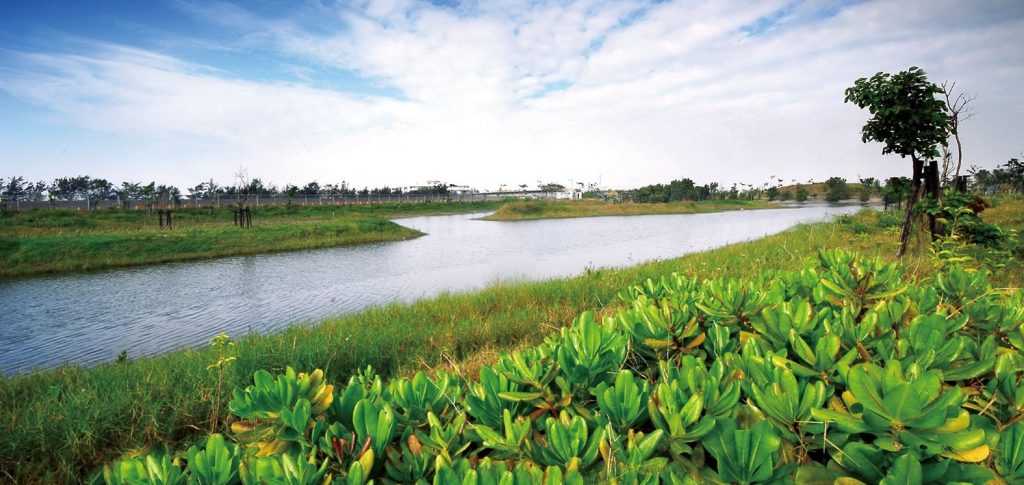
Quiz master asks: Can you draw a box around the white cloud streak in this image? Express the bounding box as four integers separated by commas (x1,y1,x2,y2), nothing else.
1,0,1022,190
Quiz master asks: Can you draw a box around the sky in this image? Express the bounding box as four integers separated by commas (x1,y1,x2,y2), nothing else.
0,0,1022,192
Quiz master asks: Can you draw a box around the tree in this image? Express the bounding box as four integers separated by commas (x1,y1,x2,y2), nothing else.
207,178,222,207
301,181,320,195
188,182,208,204
284,184,299,207
117,181,141,210
765,186,779,201
883,177,912,211
795,184,809,202
939,81,975,184
3,176,26,208
991,157,1024,193
141,182,157,212
234,168,251,208
26,180,47,202
845,66,950,256
87,178,114,210
858,177,878,203
823,177,850,203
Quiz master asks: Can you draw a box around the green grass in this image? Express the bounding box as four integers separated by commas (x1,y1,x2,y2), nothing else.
1,200,1021,483
0,201,499,278
482,198,775,221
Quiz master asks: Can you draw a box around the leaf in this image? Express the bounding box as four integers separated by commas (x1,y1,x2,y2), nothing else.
879,452,922,485
498,391,542,402
996,422,1024,481
704,420,780,483
942,445,990,463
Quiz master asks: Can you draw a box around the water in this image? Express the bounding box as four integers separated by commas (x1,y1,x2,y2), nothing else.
0,204,864,374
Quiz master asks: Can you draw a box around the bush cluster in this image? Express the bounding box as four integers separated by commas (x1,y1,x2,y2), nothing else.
97,249,1024,484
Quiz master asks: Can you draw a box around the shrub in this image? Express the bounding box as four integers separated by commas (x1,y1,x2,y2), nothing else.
96,249,1024,484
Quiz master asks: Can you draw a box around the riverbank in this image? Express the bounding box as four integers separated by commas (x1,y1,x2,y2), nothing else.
481,198,775,220
1,201,1021,482
0,201,499,278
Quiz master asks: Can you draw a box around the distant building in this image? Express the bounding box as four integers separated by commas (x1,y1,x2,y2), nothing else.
557,188,583,200
400,183,478,195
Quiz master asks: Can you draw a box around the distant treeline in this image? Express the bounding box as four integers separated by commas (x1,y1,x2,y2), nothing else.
0,175,461,210
623,157,1023,205
2,157,1020,210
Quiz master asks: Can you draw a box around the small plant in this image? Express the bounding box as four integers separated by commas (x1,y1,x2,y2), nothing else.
207,332,237,434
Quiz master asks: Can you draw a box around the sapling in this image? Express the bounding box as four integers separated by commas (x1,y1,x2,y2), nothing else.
207,332,237,434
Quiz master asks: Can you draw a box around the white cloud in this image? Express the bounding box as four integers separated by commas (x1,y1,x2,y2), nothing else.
1,0,1022,190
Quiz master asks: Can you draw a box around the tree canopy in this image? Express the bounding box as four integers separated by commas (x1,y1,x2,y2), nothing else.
844,66,949,163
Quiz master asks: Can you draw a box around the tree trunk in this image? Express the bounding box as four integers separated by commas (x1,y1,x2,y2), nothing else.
898,158,925,258
927,161,942,240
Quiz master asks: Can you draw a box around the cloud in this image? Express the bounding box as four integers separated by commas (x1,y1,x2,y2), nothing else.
1,0,1022,189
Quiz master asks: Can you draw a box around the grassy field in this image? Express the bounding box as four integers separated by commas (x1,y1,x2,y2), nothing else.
0,201,499,278
0,199,1020,482
482,198,776,221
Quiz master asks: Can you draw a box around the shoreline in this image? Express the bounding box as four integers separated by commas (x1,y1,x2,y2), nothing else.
481,198,779,221
0,209,915,482
3,200,1020,482
0,201,501,279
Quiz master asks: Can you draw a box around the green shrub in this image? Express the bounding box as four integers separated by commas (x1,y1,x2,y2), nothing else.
96,249,1024,484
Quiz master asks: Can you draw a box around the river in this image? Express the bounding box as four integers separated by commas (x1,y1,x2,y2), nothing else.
0,204,864,374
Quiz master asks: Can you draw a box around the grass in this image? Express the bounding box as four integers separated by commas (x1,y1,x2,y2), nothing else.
482,198,776,221
0,201,499,278
1,199,1021,482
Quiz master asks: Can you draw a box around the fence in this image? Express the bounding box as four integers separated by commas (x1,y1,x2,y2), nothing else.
1,191,564,211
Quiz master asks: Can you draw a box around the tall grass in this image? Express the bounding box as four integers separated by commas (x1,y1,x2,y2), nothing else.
483,198,775,221
0,202,1020,482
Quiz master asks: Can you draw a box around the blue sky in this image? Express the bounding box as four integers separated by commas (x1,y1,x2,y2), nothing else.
1,0,1022,190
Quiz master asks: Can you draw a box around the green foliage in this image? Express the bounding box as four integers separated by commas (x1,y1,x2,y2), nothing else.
703,420,783,484
795,184,809,202
824,176,852,203
845,66,950,162
74,249,1024,484
101,452,186,485
186,434,240,485
593,370,650,432
10,202,1024,484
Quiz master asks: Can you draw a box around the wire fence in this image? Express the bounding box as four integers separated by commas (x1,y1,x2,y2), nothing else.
1,191,569,211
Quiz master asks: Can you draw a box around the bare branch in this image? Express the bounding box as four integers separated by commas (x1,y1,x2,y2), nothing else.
940,81,977,182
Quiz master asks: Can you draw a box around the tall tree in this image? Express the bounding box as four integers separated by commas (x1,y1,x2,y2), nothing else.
795,184,809,202
824,177,850,203
141,182,157,212
234,168,252,207
301,181,320,195
87,178,114,210
284,184,299,206
858,177,878,203
845,66,950,257
117,181,141,210
27,180,47,202
3,176,26,206
207,178,221,207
